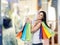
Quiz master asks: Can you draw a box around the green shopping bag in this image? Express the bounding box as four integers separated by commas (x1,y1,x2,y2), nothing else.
42,22,55,38
26,22,32,41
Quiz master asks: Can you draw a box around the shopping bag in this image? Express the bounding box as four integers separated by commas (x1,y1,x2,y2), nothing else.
26,22,32,41
39,26,43,39
42,22,55,37
42,25,51,38
21,23,28,41
16,23,26,38
42,26,48,39
16,31,22,38
42,22,51,38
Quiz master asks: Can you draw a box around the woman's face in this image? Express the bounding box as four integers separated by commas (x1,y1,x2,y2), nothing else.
37,12,44,20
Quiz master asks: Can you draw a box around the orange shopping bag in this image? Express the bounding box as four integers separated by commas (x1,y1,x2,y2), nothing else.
16,31,22,38
42,22,55,38
42,26,48,39
16,23,26,39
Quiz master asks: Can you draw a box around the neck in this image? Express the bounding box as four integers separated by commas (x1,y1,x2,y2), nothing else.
36,19,42,22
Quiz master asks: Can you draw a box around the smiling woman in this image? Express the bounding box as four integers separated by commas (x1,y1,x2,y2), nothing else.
1,0,58,45
31,11,50,45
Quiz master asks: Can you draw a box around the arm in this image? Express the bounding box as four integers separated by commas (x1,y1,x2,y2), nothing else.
32,20,41,28
31,22,42,33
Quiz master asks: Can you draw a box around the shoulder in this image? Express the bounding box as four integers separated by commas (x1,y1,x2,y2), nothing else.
37,21,42,26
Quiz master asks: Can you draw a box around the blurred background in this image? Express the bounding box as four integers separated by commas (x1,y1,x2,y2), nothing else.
0,0,59,45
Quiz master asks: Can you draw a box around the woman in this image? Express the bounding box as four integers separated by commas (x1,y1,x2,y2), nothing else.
31,11,49,45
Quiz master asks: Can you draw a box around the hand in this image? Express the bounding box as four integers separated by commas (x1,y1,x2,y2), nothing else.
26,17,32,24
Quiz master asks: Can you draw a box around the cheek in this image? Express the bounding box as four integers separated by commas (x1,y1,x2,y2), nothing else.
41,16,43,18
40,16,43,19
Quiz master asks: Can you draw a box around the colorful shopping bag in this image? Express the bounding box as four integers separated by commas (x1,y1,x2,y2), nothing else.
42,26,48,39
39,25,48,39
21,23,28,41
42,22,55,37
39,25,43,39
16,23,26,38
26,22,32,41
42,25,52,38
42,22,55,38
16,31,22,38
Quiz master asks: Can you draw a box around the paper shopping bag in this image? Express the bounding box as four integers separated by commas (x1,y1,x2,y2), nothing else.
16,23,26,38
21,23,28,41
43,26,51,38
26,23,32,41
42,26,48,39
42,22,55,37
39,26,43,39
16,31,22,38
42,22,52,38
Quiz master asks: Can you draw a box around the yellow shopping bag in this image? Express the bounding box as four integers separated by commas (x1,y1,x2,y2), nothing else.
42,22,55,36
42,22,55,39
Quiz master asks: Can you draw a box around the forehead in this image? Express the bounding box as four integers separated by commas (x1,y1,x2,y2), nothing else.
39,12,43,15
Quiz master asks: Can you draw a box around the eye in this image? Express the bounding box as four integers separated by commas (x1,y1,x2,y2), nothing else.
40,14,43,16
41,15,42,16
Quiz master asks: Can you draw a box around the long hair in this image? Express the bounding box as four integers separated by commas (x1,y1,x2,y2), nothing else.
38,11,49,28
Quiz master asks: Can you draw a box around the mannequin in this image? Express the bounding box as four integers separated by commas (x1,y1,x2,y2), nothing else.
47,0,56,45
